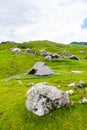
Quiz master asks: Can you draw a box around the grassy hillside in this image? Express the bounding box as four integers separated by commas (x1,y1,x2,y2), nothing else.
0,40,87,130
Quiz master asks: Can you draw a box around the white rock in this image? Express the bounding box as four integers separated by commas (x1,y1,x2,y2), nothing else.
66,90,74,95
11,48,21,53
80,97,87,103
45,55,52,61
77,80,85,88
71,70,84,73
68,82,75,87
26,83,70,116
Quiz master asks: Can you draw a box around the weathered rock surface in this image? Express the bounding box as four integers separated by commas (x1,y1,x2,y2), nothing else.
80,97,87,104
66,90,74,95
26,82,70,116
76,80,85,88
70,55,79,60
68,82,75,87
10,48,21,53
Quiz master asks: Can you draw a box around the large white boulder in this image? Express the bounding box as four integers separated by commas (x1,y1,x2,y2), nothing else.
26,82,70,116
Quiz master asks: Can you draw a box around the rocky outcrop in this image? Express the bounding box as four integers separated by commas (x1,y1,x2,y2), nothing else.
26,82,70,116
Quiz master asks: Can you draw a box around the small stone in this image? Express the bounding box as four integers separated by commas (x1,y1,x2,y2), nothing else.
80,97,87,103
76,80,85,88
68,82,75,87
66,90,74,95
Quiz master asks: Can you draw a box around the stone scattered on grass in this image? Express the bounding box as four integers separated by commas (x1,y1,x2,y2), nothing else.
45,55,52,61
71,70,84,73
26,82,70,116
68,82,75,87
76,80,85,88
70,55,79,60
79,97,87,104
66,90,74,95
10,48,21,53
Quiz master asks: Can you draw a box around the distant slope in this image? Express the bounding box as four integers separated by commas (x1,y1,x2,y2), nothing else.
71,41,87,45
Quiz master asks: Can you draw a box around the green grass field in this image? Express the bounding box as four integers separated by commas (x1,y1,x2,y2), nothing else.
0,41,87,130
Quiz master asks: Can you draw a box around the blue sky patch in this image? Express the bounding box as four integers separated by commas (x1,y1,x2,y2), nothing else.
81,18,87,29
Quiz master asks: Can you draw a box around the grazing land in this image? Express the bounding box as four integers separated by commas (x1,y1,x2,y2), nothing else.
0,40,87,130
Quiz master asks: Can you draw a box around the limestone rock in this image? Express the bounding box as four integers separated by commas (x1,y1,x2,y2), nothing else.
10,48,21,53
45,55,52,61
66,90,74,95
76,80,85,88
70,55,79,60
80,97,87,104
68,82,75,87
26,82,70,116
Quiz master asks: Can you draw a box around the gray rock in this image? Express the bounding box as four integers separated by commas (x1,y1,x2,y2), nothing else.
25,48,35,54
56,51,62,55
51,54,59,59
25,48,31,53
76,80,85,88
68,82,75,87
70,55,79,60
11,48,21,53
80,97,87,103
39,50,46,53
45,55,52,61
26,82,70,116
66,90,74,95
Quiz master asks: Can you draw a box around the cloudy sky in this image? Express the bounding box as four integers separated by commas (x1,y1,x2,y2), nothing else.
0,0,87,44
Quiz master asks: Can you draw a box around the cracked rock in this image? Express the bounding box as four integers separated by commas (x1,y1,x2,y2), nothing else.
26,82,70,116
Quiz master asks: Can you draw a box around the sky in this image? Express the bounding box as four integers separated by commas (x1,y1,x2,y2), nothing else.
0,0,87,44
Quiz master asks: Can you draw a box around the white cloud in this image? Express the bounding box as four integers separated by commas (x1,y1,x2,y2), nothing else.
0,0,87,43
